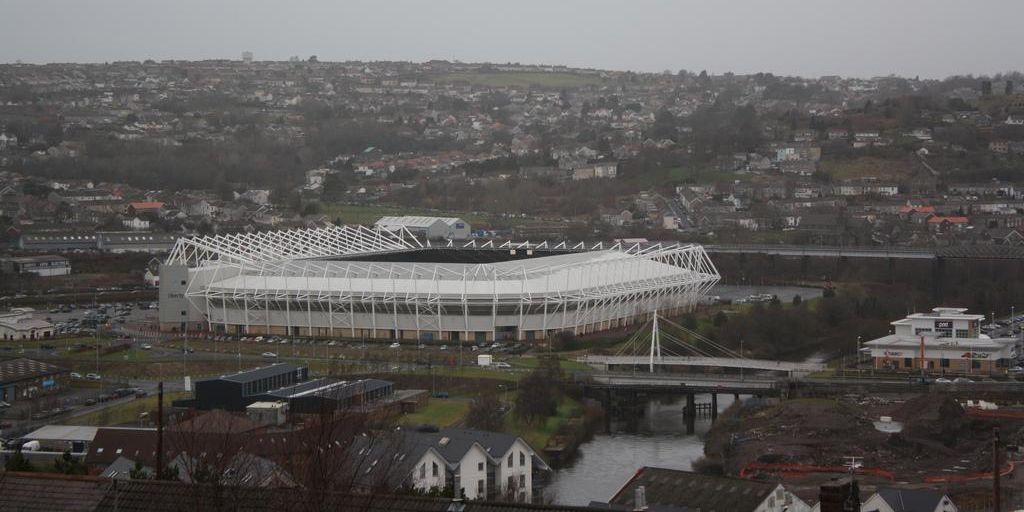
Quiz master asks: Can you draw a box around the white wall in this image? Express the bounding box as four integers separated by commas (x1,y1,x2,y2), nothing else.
457,445,490,500
495,439,535,503
410,450,447,492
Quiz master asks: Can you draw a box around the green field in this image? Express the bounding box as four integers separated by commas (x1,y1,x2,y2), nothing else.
400,398,471,427
71,391,190,426
435,71,603,89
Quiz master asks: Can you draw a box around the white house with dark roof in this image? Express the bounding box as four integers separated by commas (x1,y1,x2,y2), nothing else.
401,427,548,502
861,487,957,512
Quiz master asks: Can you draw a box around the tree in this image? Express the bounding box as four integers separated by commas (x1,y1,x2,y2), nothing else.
792,294,803,306
515,370,558,424
51,451,88,475
4,451,34,472
713,311,728,327
465,393,505,431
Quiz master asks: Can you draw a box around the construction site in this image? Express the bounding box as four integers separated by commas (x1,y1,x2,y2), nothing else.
701,392,1024,509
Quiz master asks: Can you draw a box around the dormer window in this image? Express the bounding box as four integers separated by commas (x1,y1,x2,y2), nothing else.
507,453,513,468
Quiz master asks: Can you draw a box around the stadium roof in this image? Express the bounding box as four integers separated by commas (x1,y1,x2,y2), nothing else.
166,225,421,267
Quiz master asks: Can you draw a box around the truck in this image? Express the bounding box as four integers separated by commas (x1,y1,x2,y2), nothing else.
477,354,493,367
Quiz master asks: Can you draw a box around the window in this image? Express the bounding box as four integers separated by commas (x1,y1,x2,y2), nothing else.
973,360,982,369
419,463,425,479
477,479,484,496
940,358,950,368
508,476,515,490
478,462,484,471
904,358,913,368
519,475,525,489
520,452,525,466
432,462,438,477
955,329,969,338
180,280,187,286
507,453,513,468
914,328,932,335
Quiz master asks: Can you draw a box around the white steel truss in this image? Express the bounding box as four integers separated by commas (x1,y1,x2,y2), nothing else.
166,226,721,340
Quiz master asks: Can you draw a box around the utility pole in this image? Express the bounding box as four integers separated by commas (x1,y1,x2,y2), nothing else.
156,382,164,480
994,426,1001,512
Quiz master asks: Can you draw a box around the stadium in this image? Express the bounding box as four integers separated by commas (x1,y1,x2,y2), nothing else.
158,225,720,343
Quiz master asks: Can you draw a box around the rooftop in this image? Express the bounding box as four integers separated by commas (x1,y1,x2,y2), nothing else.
203,363,304,385
0,358,67,384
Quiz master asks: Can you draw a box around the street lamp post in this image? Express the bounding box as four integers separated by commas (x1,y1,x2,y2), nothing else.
739,339,744,381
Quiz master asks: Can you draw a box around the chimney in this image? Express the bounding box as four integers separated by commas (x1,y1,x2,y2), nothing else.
634,485,648,511
818,477,860,512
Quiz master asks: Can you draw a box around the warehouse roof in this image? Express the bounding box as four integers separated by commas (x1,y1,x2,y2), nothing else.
266,378,391,400
0,358,67,384
25,425,99,443
207,363,304,384
375,216,464,229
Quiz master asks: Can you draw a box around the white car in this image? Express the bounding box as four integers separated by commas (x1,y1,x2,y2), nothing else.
85,373,101,381
141,344,153,350
389,342,401,349
440,345,448,351
254,336,264,342
261,352,278,359
935,377,953,384
70,372,83,379
492,362,512,369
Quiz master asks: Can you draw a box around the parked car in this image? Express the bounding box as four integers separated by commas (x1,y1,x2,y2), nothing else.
953,377,974,384
389,342,401,349
70,372,83,379
85,373,101,381
141,344,153,350
261,352,278,359
935,377,953,384
0,401,11,408
492,362,512,369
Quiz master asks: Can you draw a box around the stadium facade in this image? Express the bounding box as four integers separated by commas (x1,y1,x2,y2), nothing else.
159,225,720,343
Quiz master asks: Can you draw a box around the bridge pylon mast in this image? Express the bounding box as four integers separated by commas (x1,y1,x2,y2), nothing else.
650,310,662,372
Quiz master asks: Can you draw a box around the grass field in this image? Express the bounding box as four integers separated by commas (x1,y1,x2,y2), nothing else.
71,391,190,426
819,156,911,180
435,71,603,89
400,398,471,427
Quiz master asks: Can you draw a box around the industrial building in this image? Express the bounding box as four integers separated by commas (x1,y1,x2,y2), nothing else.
0,358,69,403
174,363,393,414
158,225,719,342
0,255,71,276
374,216,471,240
0,309,54,340
174,363,309,411
864,307,1020,373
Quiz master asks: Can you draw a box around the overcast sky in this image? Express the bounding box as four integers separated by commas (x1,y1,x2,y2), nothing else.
1,0,1019,79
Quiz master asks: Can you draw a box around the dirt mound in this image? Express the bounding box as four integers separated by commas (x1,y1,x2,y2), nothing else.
893,395,972,448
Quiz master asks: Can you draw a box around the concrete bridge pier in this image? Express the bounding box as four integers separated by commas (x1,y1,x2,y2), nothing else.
711,393,718,421
685,393,696,435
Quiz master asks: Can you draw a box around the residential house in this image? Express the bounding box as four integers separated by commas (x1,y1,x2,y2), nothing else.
861,487,957,512
989,140,1009,154
401,427,549,503
126,201,164,217
571,162,618,181
927,215,970,233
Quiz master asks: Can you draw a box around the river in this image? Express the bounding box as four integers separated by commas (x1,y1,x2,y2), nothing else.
545,393,741,506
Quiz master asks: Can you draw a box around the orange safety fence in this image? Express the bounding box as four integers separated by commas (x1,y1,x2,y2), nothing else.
923,460,1020,483
965,408,1024,420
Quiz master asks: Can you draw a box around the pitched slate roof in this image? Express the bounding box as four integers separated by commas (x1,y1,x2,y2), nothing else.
0,472,109,512
872,487,951,512
608,467,777,512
